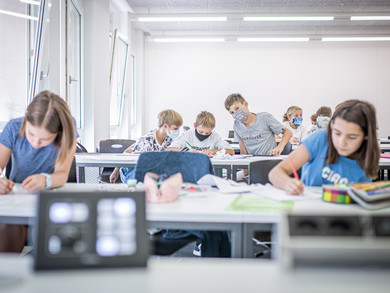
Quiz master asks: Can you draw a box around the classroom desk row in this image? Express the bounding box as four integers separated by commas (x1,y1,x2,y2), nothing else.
1,183,390,258
1,254,390,293
75,153,390,183
74,153,288,182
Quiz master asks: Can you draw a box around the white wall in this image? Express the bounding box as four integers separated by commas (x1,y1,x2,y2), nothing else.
83,0,111,152
144,41,390,139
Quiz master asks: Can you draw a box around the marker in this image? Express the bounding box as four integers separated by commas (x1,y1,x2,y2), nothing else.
185,141,194,149
288,158,300,180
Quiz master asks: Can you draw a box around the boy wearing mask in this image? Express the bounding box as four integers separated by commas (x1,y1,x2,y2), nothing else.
225,93,292,156
167,111,234,156
110,109,183,183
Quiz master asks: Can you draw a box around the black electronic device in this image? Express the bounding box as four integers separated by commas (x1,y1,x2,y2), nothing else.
34,191,148,270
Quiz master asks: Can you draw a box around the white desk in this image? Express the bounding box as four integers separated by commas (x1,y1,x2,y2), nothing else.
1,255,390,293
75,153,287,182
2,183,390,258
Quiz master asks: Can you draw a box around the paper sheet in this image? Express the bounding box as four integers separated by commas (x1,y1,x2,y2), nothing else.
197,174,257,193
251,183,322,201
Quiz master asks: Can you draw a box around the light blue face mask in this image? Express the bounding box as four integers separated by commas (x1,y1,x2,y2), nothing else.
168,129,180,139
316,116,330,128
232,108,247,123
292,117,303,127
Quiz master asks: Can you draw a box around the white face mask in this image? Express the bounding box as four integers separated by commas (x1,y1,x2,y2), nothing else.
168,129,180,139
316,116,330,128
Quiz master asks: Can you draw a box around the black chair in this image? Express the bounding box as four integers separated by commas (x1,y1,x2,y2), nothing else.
249,160,283,184
67,142,88,183
276,142,293,155
5,157,12,179
249,159,302,185
98,139,135,183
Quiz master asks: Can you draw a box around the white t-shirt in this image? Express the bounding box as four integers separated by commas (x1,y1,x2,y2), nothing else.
282,121,307,141
169,129,231,151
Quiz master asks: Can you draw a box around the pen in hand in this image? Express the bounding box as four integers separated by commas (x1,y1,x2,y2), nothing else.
185,141,194,149
287,157,304,195
288,158,300,180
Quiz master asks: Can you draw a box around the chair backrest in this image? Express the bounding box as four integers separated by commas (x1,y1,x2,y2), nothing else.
134,152,215,183
5,157,12,178
249,159,283,185
276,142,293,155
282,142,293,155
99,139,135,154
67,142,88,183
249,159,301,184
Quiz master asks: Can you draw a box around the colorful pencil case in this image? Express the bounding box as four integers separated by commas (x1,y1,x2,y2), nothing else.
322,185,353,204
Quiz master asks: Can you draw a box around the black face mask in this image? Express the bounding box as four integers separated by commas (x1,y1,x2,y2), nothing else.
195,129,211,142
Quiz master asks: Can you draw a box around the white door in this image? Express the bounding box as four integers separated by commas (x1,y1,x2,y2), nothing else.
66,0,82,132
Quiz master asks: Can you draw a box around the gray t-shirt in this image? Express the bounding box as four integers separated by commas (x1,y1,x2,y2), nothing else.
234,112,284,155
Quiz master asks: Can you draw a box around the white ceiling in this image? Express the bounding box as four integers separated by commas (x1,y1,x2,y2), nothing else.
124,0,390,38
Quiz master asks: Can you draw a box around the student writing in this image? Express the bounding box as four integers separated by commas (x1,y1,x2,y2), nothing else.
0,91,77,252
109,109,183,183
167,111,234,156
269,100,380,195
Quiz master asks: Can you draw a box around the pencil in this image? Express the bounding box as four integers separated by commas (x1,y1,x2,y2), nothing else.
185,141,194,149
288,158,300,180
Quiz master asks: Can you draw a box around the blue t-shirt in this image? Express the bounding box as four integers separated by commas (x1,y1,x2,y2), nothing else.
301,129,370,186
0,117,76,183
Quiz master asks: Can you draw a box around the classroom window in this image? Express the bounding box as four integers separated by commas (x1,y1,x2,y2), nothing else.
0,0,40,129
109,30,129,137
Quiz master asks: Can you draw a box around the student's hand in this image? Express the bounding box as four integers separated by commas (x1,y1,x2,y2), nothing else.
285,179,305,195
188,149,199,153
21,174,46,193
109,169,119,183
0,178,15,194
290,137,300,144
202,149,217,156
269,145,284,156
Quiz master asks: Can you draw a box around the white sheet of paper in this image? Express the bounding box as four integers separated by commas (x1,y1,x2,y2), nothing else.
251,184,322,201
197,174,256,193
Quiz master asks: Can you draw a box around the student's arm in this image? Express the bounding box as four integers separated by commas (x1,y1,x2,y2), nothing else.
203,134,235,156
270,128,292,156
202,148,234,156
0,143,15,194
21,139,77,192
166,132,187,151
268,144,309,195
110,146,133,183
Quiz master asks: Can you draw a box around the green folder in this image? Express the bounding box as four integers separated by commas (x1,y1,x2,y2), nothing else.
226,193,294,213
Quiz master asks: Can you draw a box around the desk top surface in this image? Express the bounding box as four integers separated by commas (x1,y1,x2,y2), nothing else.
1,183,390,224
1,255,389,293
